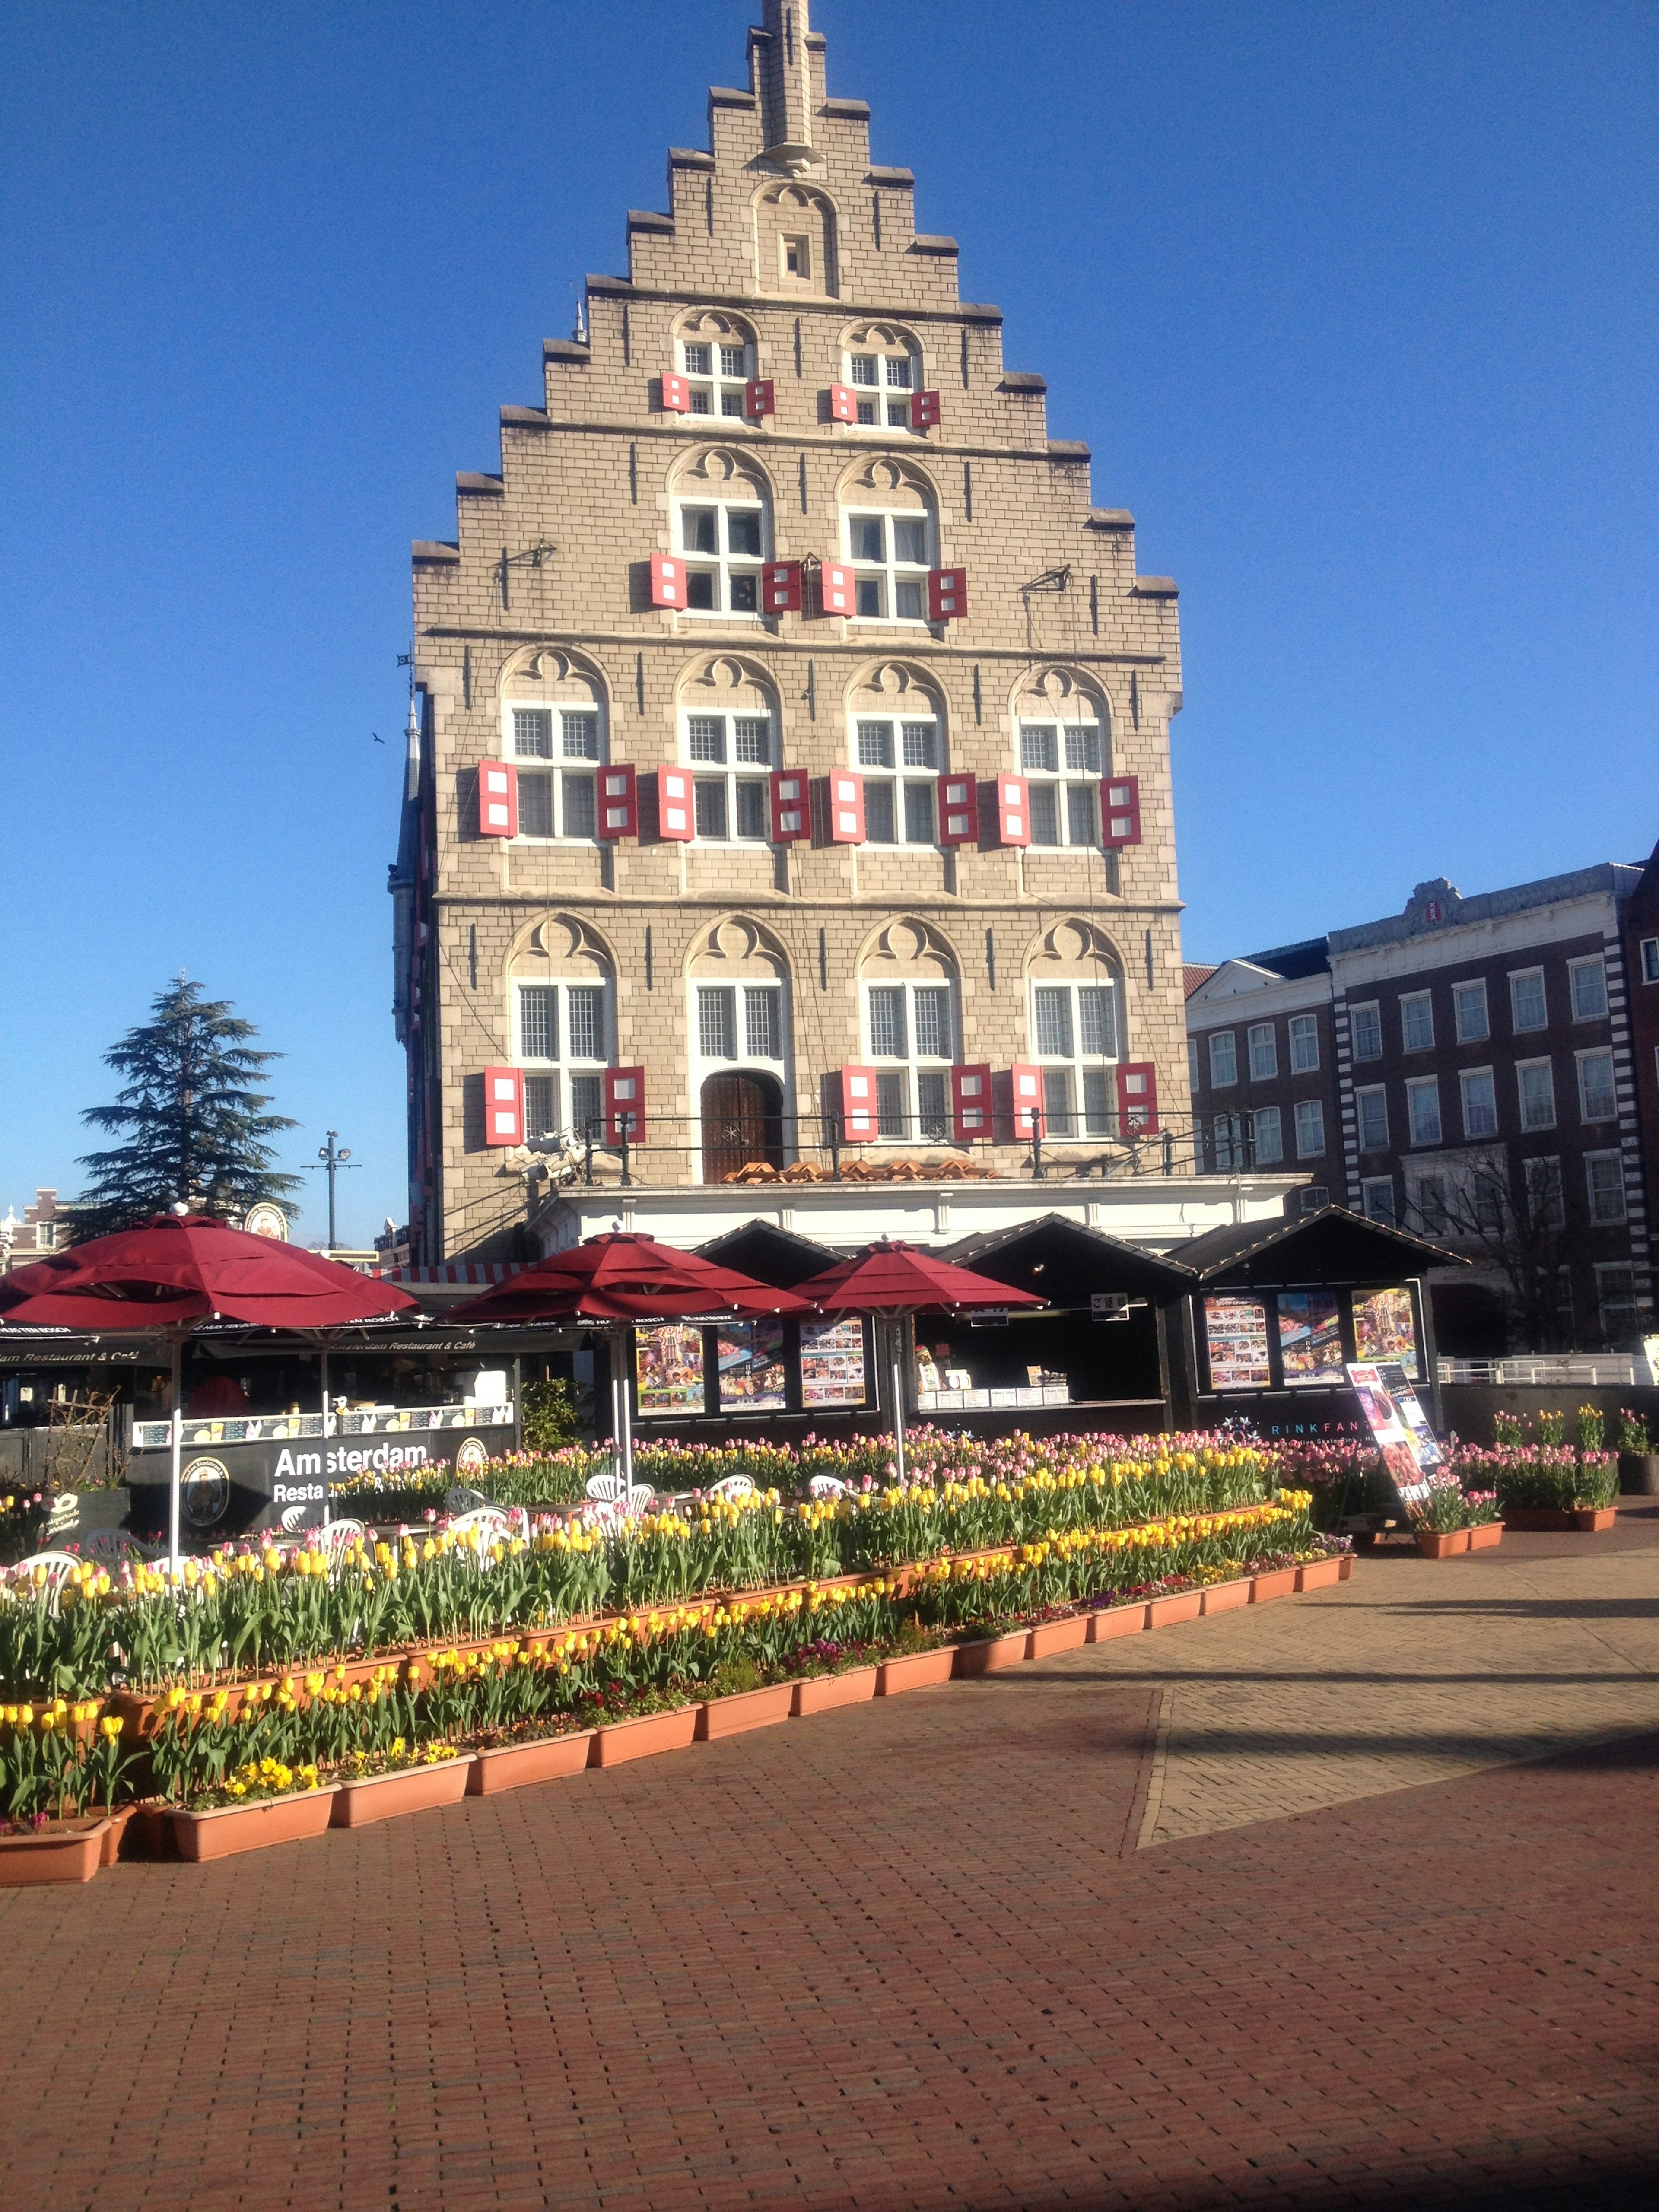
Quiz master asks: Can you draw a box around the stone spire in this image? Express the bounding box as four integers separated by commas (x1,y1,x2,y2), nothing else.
752,0,815,164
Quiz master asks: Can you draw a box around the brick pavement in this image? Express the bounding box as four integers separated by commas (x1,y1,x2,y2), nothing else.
2,1510,1656,2210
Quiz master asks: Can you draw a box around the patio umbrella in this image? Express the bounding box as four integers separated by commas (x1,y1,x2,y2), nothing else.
789,1238,1044,1482
449,1230,810,1485
0,1213,419,1565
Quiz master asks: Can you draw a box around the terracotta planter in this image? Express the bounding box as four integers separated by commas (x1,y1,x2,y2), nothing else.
589,1706,699,1766
1086,1602,1148,1642
953,1628,1030,1677
1250,1568,1298,1605
1338,1553,1356,1580
1025,1613,1088,1659
331,1756,474,1827
1296,1555,1346,1588
1415,1528,1471,1559
174,1786,339,1863
1502,1506,1618,1533
467,1731,594,1795
1147,1589,1202,1628
696,1681,795,1740
99,1804,137,1865
1466,1521,1504,1552
1200,1579,1251,1616
0,1819,109,1886
875,1646,957,1696
127,1801,179,1860
790,1666,878,1716
1617,1452,1659,1496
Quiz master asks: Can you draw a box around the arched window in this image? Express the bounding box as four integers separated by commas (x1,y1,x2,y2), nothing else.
1014,670,1108,849
670,448,772,618
846,661,944,848
837,454,936,625
509,918,613,1141
840,322,922,431
500,651,607,842
753,181,838,296
688,919,791,1183
1026,921,1125,1139
859,921,960,1143
673,310,758,420
677,656,780,844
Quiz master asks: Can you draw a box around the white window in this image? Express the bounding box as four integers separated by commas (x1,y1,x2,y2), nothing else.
1641,937,1659,985
515,980,609,1140
1247,1023,1278,1081
1017,719,1103,849
1361,1177,1396,1226
1595,1263,1639,1338
864,980,954,1142
1516,1058,1556,1131
1410,1173,1449,1237
678,333,755,418
1294,1099,1326,1158
1212,1113,1245,1171
508,705,605,840
1030,980,1120,1138
854,714,941,845
843,508,931,621
844,340,919,429
1288,1013,1320,1072
682,712,774,842
1299,1185,1329,1214
1350,1003,1382,1061
675,494,766,615
1585,1151,1627,1225
1208,1031,1237,1088
1406,1076,1442,1147
1356,1085,1389,1152
1400,992,1434,1051
1524,1155,1564,1230
1459,1068,1497,1139
1452,980,1489,1042
1187,1036,1201,1093
1567,956,1608,1020
694,983,784,1064
1510,968,1547,1032
1251,1105,1283,1165
1576,1049,1617,1123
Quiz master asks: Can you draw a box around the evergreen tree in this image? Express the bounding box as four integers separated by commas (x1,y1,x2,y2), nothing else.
70,976,301,1238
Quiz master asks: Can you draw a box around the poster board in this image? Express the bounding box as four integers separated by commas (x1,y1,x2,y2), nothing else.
1202,1294,1272,1389
1352,1286,1420,1379
800,1317,867,1408
716,1319,788,1412
636,1324,705,1416
1277,1290,1344,1387
1345,1360,1439,1506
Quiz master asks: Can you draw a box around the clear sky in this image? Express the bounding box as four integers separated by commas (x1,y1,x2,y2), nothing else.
3,0,1653,1246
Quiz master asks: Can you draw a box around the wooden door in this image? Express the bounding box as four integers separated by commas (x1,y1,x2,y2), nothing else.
701,1072,784,1183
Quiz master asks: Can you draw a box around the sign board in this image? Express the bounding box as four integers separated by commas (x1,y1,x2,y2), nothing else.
1345,1360,1442,1507
968,1307,1009,1329
1091,1292,1131,1322
242,1202,289,1241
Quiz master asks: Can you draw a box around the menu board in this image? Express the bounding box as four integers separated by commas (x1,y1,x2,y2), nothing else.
717,1319,788,1412
635,1324,705,1417
1277,1290,1344,1387
1345,1360,1434,1503
1353,1286,1418,1379
800,1317,867,1408
1202,1294,1272,1389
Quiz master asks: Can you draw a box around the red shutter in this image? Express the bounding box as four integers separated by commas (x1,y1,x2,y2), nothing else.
993,773,1030,847
951,1063,992,1142
596,764,637,840
762,560,802,613
478,762,518,838
938,772,979,848
839,1065,878,1141
769,769,810,843
928,567,966,622
814,559,853,617
1009,1064,1045,1141
660,373,691,413
1101,774,1142,848
648,553,684,608
1116,1062,1159,1135
826,771,865,845
745,378,774,420
605,1067,646,1147
913,389,941,431
483,1067,524,1147
656,766,695,841
828,384,858,423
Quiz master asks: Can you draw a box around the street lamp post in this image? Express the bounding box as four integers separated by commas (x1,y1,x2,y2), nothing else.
307,1131,359,1253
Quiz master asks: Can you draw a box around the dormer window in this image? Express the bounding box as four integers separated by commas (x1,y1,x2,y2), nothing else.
844,343,917,429
680,336,754,418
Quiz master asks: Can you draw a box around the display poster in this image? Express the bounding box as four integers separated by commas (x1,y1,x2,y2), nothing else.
636,1324,706,1416
1352,1286,1419,1379
1345,1360,1433,1503
800,1317,867,1408
1379,1363,1443,1471
1202,1293,1272,1390
1277,1290,1345,1386
717,1319,788,1412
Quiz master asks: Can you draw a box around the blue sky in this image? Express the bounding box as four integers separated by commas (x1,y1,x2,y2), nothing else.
3,0,1653,1245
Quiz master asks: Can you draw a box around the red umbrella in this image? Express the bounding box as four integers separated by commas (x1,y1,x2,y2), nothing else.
790,1238,1044,1478
0,1214,418,1563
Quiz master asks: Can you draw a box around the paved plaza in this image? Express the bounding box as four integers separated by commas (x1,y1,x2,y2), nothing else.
3,1509,1657,2210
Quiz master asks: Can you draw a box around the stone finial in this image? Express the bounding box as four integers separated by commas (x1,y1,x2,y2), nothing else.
753,0,814,163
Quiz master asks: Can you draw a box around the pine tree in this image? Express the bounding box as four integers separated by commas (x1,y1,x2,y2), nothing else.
70,976,301,1238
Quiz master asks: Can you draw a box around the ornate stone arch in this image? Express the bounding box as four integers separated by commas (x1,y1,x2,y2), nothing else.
841,658,947,763
833,449,937,515
837,317,925,381
672,304,759,356
753,179,839,295
1007,664,1112,751
499,645,609,715
675,652,780,722
1023,916,1126,987
505,911,615,987
855,915,961,986
665,443,776,507
685,914,792,985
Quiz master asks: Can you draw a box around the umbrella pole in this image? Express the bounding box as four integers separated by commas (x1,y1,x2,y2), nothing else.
168,1334,183,1574
888,1319,908,1486
616,1323,635,1490
320,1342,331,1526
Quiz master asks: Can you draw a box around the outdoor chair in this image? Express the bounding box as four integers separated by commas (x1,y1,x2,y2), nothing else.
807,1475,850,1500
450,1503,528,1545
71,1530,154,1568
6,1551,83,1610
708,1475,758,1502
320,1518,367,1562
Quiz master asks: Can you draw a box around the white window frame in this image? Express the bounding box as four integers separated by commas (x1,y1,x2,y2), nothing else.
852,712,942,847
1251,1104,1283,1166
689,980,788,1074
1355,1084,1389,1153
1294,1098,1326,1159
1459,1066,1498,1141
1407,1168,1449,1238
1405,1075,1442,1147
1567,955,1608,1021
1300,1185,1329,1214
1575,1047,1617,1124
1187,1036,1201,1094
505,703,607,843
1029,979,1121,1139
1361,1176,1396,1226
1400,991,1435,1052
514,979,610,1141
1452,979,1489,1043
842,339,920,431
1524,1154,1564,1230
1516,1057,1556,1132
1640,936,1659,985
1350,1002,1382,1062
842,506,932,623
862,979,956,1144
1509,966,1548,1033
1288,1013,1320,1073
1016,716,1104,850
680,709,776,845
678,332,755,420
1584,1150,1627,1226
1247,1023,1278,1081
1595,1262,1639,1338
1208,1031,1238,1088
674,491,768,618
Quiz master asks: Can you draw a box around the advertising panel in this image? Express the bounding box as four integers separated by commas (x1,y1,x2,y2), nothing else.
800,1318,868,1408
1202,1294,1272,1389
1345,1360,1436,1504
1277,1290,1345,1386
636,1324,705,1417
1353,1286,1419,1379
716,1319,788,1413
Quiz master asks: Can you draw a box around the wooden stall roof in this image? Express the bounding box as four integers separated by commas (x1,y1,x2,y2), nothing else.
1172,1205,1467,1287
693,1220,843,1290
941,1214,1199,1304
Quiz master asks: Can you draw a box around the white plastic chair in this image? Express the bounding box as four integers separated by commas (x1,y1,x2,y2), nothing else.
709,1474,758,1502
450,1503,528,1545
807,1475,850,1500
320,1518,367,1563
73,1530,153,1568
585,1471,628,1503
445,1484,488,1514
7,1551,83,1609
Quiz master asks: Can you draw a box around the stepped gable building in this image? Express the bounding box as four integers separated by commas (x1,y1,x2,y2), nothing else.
391,0,1295,1268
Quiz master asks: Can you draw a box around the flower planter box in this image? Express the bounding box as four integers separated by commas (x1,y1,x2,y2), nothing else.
467,1732,594,1795
99,1804,137,1865
1415,1529,1471,1559
331,1756,473,1828
791,1666,878,1716
1250,1568,1298,1605
1025,1613,1088,1659
1617,1452,1659,1496
174,1786,339,1863
1147,1589,1202,1629
589,1706,699,1766
876,1646,957,1696
1296,1556,1346,1589
0,1818,109,1886
954,1629,1030,1677
1466,1521,1504,1552
1503,1506,1617,1533
1200,1579,1251,1616
696,1681,795,1740
1086,1602,1148,1642
1338,1553,1355,1580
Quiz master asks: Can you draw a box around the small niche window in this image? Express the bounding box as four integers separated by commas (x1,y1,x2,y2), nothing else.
508,705,605,840
844,342,918,429
681,712,774,842
854,715,941,846
843,509,931,621
675,496,766,616
1017,719,1103,849
679,334,754,418
864,980,954,1142
1030,979,1120,1138
781,235,810,283
515,979,609,1141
